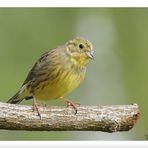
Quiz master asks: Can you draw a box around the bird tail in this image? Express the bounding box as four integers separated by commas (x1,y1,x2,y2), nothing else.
7,91,25,104
7,85,33,104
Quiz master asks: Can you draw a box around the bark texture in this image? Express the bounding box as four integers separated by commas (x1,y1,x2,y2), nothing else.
0,102,140,132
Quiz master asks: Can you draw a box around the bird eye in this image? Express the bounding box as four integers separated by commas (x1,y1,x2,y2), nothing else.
79,44,84,49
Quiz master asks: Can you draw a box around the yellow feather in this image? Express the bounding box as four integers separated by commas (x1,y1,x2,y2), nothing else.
7,37,93,106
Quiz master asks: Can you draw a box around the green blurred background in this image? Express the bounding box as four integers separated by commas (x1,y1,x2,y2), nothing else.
0,8,147,140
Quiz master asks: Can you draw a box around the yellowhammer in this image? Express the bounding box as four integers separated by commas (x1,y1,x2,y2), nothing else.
7,37,94,118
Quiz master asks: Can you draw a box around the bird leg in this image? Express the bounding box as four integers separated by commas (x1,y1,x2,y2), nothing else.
33,96,42,119
60,97,80,114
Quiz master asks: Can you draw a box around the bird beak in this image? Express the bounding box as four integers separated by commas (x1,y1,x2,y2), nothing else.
86,50,94,60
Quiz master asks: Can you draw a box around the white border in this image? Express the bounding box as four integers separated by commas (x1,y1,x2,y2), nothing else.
1,141,148,148
0,0,147,147
0,0,148,7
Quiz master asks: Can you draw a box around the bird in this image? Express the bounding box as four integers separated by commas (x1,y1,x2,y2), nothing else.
7,37,94,118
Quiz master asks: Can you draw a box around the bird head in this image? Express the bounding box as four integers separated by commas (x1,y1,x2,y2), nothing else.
65,37,94,68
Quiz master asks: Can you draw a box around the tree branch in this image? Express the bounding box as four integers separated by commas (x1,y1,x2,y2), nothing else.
0,102,140,132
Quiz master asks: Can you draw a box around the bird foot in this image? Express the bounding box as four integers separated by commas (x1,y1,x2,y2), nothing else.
33,103,42,119
60,97,80,114
65,99,80,115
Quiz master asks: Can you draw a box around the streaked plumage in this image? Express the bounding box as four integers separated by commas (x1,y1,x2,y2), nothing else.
7,37,94,117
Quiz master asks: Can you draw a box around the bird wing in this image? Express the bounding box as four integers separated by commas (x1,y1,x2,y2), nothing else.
22,50,52,86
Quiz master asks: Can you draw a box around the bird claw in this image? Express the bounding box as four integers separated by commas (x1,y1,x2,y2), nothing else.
33,103,42,119
66,100,80,114
66,102,80,107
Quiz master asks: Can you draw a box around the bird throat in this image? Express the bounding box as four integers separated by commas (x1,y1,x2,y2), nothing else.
70,55,89,70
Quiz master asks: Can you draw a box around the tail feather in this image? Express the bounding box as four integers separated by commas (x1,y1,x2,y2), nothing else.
7,90,33,104
7,84,33,104
7,91,24,104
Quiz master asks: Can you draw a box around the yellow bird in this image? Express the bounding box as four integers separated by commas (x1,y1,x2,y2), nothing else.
7,37,94,118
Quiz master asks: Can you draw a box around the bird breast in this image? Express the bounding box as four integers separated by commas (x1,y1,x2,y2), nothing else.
33,61,86,100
